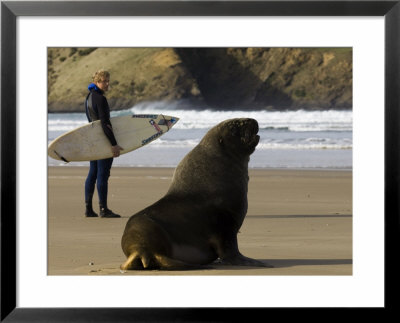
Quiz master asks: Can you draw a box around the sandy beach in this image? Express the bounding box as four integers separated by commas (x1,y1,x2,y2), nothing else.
48,166,352,275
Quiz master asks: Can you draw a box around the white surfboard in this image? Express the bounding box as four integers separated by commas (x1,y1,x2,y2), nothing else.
48,114,179,162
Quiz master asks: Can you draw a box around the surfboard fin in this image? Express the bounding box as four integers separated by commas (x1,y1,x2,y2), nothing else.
54,150,69,163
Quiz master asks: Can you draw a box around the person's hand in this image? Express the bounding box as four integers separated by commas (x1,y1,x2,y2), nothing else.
111,145,123,157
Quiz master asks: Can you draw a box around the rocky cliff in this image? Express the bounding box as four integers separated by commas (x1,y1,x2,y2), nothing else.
48,47,352,112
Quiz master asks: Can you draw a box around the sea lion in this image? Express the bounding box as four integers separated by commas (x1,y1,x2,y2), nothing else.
121,118,270,270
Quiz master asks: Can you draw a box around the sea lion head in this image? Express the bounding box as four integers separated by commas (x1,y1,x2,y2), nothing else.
168,118,259,198
205,118,260,155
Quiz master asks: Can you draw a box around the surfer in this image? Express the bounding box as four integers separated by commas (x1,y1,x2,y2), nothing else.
84,69,123,218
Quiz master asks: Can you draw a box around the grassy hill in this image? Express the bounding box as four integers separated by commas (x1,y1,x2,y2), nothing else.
48,47,352,112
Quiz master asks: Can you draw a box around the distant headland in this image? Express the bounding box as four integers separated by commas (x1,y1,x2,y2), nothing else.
48,47,352,112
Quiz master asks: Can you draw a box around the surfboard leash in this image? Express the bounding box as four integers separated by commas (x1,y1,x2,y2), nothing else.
160,114,170,131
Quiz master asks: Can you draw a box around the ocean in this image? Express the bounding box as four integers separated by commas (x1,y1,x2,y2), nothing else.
48,101,352,169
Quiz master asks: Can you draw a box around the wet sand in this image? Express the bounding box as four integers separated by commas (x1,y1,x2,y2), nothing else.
48,166,352,275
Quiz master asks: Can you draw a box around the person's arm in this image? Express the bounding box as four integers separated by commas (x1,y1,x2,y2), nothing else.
96,95,118,146
94,94,123,157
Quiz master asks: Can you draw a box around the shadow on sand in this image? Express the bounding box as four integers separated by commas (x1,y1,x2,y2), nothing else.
210,258,352,270
246,214,352,219
264,258,352,268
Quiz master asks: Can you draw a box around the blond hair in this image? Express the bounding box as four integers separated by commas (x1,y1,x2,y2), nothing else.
92,69,110,83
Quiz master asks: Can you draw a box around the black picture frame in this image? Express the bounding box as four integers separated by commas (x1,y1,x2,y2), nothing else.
1,0,399,321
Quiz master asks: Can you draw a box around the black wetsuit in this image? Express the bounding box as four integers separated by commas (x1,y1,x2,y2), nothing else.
85,85,117,146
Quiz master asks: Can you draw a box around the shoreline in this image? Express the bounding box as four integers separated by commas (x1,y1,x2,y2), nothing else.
48,163,353,172
48,166,352,275
49,163,353,173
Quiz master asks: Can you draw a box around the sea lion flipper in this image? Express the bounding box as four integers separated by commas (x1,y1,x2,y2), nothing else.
120,251,207,271
120,252,139,270
154,254,209,271
119,250,158,270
